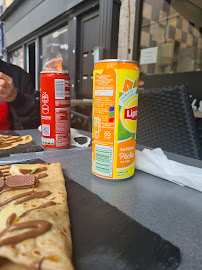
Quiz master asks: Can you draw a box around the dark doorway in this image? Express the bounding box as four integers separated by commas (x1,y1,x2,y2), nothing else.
76,10,99,99
28,42,35,89
72,9,99,131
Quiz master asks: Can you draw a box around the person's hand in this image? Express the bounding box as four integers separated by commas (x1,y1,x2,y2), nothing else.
0,72,17,102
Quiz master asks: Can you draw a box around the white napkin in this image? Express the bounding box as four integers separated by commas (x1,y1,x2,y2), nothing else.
135,148,202,192
70,128,91,148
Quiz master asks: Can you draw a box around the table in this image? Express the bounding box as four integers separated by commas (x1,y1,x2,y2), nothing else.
0,129,202,270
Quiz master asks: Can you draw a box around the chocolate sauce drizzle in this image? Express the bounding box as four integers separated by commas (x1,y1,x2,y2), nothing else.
19,169,32,174
0,142,13,147
24,201,56,215
0,213,52,246
0,190,51,206
0,136,23,148
35,167,47,173
37,173,48,180
0,136,22,143
19,167,47,175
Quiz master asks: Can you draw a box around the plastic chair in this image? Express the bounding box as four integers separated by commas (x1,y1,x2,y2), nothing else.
136,84,201,159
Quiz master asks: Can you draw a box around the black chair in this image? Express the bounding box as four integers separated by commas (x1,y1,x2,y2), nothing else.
136,84,201,159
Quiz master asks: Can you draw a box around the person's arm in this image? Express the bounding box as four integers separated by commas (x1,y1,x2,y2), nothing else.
0,71,41,129
9,79,41,129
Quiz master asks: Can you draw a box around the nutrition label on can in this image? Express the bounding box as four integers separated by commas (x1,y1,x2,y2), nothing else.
93,70,116,146
55,98,70,147
95,144,113,176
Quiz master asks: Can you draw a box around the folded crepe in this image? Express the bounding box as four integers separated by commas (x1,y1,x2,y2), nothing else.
0,135,32,150
0,163,73,270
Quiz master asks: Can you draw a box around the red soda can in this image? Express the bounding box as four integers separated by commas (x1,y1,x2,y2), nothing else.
40,71,70,148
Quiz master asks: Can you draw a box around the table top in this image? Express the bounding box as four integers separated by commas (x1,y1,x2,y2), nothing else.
0,129,202,270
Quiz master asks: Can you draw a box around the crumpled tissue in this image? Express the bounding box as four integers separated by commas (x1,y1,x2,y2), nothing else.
70,128,91,148
135,148,202,192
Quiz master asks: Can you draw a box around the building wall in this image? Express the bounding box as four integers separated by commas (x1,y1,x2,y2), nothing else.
2,0,84,48
140,0,202,75
117,0,136,60
117,0,201,73
0,0,15,13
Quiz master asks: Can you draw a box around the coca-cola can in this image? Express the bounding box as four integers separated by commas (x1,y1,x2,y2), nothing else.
40,71,70,148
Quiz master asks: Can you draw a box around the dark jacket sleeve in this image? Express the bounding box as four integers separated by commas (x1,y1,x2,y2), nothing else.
7,67,41,130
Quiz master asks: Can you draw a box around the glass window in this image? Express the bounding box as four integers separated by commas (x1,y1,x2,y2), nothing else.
9,47,24,69
41,25,68,72
139,0,202,75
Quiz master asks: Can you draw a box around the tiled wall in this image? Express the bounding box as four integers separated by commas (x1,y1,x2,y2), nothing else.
140,0,202,74
118,0,202,74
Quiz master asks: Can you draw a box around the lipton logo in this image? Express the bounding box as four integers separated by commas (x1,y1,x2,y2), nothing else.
124,106,137,120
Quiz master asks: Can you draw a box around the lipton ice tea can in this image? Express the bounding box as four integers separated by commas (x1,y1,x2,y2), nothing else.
92,59,139,179
40,71,70,148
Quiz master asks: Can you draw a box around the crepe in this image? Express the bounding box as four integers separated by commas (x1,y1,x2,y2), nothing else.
0,135,32,150
0,163,73,270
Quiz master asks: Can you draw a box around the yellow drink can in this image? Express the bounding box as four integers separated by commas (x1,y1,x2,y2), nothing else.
92,59,139,179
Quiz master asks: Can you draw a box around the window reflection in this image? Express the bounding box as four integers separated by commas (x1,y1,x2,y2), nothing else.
41,25,68,72
9,47,24,69
140,0,202,75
